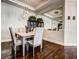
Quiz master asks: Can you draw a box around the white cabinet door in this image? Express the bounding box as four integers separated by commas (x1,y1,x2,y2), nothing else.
64,0,77,46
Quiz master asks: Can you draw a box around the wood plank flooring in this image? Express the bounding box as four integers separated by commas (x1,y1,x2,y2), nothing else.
1,40,77,59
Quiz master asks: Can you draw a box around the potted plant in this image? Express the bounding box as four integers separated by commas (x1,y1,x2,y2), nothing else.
37,18,44,27
37,18,43,22
28,16,36,22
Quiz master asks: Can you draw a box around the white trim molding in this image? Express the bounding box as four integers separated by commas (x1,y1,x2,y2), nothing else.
43,37,64,46
1,39,11,43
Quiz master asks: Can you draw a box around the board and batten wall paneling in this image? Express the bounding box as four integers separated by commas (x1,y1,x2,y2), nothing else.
64,0,77,46
1,2,35,42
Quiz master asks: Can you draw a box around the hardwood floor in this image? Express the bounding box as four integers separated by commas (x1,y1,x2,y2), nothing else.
1,40,77,59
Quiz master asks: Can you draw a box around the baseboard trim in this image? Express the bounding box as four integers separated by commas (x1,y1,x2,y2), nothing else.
43,38,64,46
1,39,11,43
2,39,77,47
64,43,77,46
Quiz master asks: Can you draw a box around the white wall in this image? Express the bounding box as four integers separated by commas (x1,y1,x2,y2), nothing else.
43,30,64,45
1,2,35,42
64,0,77,46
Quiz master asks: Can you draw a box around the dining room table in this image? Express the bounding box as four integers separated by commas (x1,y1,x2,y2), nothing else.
15,31,35,56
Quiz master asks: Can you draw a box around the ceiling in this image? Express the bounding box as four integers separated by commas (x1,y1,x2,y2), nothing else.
18,0,47,8
2,0,64,21
44,7,63,18
47,7,63,17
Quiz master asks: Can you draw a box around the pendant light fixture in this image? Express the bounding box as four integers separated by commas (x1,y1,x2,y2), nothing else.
22,0,29,20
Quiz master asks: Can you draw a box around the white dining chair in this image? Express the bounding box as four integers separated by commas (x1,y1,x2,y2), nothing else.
27,27,44,56
9,27,23,57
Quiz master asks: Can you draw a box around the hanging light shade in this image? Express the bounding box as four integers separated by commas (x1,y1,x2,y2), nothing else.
23,10,29,18
22,0,29,20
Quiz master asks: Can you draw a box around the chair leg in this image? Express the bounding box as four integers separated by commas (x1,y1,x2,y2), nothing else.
12,46,15,59
33,47,35,56
40,48,42,53
14,47,16,58
40,45,42,52
12,46,16,58
27,43,29,52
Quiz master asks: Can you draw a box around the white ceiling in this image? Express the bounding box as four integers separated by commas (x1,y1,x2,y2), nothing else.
2,0,64,20
18,0,47,8
46,7,63,17
43,7,63,21
7,0,64,12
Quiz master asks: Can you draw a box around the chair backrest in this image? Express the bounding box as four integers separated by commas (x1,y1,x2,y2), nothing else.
9,27,16,45
34,27,44,47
